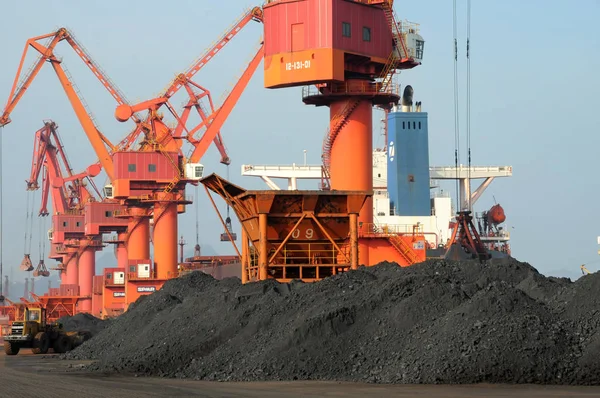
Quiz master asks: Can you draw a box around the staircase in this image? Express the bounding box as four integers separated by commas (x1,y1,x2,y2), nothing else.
149,139,182,198
387,234,419,265
377,0,413,92
321,99,361,189
381,0,410,60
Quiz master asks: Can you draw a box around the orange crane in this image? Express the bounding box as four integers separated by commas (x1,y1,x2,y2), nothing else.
2,7,264,306
24,121,103,312
100,6,264,302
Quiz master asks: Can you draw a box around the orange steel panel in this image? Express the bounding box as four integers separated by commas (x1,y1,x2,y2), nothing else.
331,0,392,59
153,203,178,280
102,285,125,319
291,23,306,52
113,151,179,182
84,202,128,235
112,179,131,198
125,280,165,307
264,48,343,89
362,236,427,266
264,0,333,56
53,214,85,234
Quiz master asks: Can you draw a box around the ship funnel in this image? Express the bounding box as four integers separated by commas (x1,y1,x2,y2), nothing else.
416,101,422,112
401,85,414,112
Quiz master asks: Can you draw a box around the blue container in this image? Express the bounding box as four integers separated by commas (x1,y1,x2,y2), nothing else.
387,111,430,216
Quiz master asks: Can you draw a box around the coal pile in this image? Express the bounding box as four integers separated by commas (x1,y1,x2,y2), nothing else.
65,258,600,384
58,313,109,337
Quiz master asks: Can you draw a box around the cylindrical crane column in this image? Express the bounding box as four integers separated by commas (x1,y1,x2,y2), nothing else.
328,96,374,266
329,99,374,225
78,246,96,312
127,209,150,261
116,232,128,268
153,202,178,280
63,253,78,286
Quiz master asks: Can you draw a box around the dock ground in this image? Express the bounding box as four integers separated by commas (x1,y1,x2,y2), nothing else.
1,351,599,397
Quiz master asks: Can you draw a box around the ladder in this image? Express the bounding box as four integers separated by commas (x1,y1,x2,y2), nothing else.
377,0,412,92
149,139,182,198
321,99,361,188
387,234,419,264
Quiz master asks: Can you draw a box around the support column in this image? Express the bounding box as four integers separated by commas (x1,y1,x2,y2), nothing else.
78,246,96,312
349,213,359,270
116,232,128,269
329,97,372,266
258,213,268,280
460,177,471,211
127,209,150,261
153,203,178,280
63,253,78,286
241,228,249,284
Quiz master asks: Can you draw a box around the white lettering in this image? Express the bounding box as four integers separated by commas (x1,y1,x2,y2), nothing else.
137,286,156,293
113,291,125,298
291,228,315,240
285,60,312,71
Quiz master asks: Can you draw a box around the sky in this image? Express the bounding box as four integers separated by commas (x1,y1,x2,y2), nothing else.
0,0,599,296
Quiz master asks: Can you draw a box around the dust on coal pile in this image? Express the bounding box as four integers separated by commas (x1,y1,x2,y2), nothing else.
64,258,600,385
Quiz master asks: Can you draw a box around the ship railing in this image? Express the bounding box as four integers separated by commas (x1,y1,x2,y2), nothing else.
358,223,424,236
431,190,450,199
430,165,513,174
373,190,389,197
398,20,421,35
243,164,323,172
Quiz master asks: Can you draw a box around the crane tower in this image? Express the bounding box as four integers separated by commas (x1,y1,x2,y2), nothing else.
262,0,424,264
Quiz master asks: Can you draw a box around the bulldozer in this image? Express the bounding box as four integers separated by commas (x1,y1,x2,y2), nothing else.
2,306,91,355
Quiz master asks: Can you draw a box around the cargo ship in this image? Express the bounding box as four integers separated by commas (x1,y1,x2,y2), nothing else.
241,86,512,260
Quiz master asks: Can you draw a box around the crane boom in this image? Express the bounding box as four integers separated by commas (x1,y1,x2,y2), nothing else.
27,121,100,216
0,27,147,181
50,61,115,180
162,6,264,99
188,44,264,164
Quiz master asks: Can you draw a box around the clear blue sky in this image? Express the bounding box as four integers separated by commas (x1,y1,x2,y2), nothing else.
0,0,598,290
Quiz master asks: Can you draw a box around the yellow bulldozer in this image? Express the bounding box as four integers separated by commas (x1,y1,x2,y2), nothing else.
2,306,91,355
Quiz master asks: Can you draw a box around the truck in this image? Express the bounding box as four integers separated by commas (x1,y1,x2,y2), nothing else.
3,306,91,355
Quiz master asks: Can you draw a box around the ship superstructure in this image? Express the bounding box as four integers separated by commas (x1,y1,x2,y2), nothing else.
242,87,513,259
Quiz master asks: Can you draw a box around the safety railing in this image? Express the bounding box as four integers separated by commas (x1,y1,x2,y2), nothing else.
359,222,424,236
60,209,85,216
104,278,125,287
248,242,342,267
302,81,400,98
127,271,156,281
